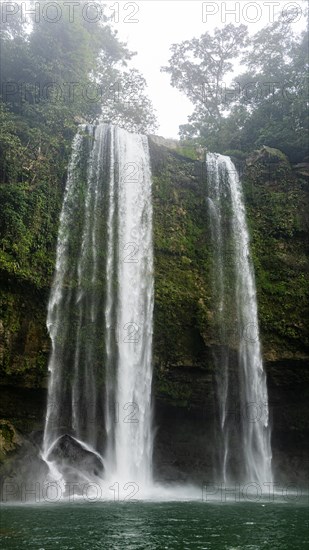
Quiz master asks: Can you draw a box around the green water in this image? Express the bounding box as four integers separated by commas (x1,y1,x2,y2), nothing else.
1,499,308,549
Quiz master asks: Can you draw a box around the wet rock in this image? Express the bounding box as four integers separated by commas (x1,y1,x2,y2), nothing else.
0,420,21,461
47,434,104,479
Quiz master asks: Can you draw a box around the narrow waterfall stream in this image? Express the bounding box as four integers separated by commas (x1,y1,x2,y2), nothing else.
42,124,154,493
206,153,272,485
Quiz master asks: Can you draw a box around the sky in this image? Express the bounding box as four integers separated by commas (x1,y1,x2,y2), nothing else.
110,0,307,138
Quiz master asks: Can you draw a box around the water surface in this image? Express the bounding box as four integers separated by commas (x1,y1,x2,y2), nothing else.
1,499,308,549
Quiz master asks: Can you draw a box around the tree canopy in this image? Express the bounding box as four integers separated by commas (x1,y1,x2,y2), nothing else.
0,1,157,184
162,16,308,162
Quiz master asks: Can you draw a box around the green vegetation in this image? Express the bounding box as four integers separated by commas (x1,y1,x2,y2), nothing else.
243,147,309,358
0,179,61,287
0,8,308,413
151,143,211,369
0,1,157,186
162,16,308,163
0,286,49,385
0,420,20,462
0,3,157,386
151,143,309,375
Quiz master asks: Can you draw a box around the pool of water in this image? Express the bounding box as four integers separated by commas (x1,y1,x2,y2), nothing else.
1,497,308,549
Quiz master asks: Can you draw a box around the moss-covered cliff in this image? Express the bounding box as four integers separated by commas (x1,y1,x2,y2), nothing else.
0,178,61,389
244,146,309,360
0,138,308,480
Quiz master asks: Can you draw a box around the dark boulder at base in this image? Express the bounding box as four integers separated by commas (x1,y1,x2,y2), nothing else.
47,434,104,481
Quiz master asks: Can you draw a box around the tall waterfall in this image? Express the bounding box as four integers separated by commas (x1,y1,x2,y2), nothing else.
206,153,272,485
42,124,154,492
104,127,154,488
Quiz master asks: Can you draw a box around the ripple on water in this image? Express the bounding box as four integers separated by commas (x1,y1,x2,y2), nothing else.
0,499,308,549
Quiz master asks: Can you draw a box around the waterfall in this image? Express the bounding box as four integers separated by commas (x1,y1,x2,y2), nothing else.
206,153,272,485
104,127,154,488
42,124,154,493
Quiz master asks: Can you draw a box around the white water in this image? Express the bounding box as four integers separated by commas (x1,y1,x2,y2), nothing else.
42,124,154,492
41,131,271,496
206,153,272,485
104,127,154,488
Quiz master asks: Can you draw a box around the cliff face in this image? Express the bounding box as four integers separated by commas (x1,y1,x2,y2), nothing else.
0,139,308,482
150,140,309,482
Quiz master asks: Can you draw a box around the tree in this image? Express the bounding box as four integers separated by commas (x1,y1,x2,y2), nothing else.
162,24,248,144
0,0,157,184
233,19,309,161
162,17,308,162
100,69,157,133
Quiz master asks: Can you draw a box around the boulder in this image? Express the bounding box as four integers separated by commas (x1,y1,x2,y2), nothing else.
47,434,104,479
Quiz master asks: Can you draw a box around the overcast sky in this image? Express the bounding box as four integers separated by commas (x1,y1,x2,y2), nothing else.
112,0,307,138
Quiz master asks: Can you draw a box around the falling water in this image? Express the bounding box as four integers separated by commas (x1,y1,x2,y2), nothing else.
42,124,154,493
206,153,272,485
104,127,154,488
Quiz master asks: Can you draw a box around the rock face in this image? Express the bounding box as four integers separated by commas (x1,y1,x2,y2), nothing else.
0,420,21,461
0,139,308,485
47,434,104,481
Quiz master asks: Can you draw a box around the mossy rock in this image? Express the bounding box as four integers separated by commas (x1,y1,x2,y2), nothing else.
243,148,309,359
247,145,290,166
0,420,21,462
